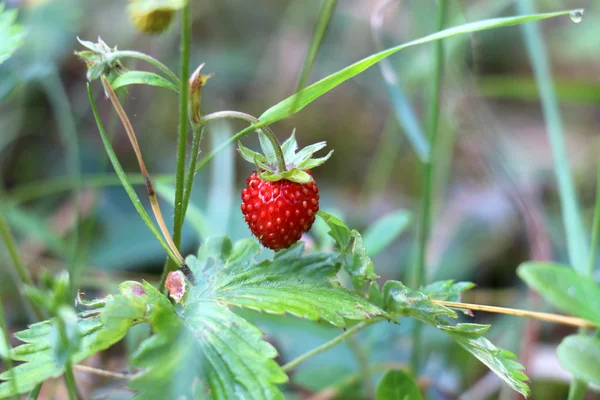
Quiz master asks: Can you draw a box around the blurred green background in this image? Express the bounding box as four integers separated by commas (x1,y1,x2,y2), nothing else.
1,0,599,398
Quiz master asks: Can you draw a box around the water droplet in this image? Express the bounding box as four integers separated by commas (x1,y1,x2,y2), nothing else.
570,9,584,23
568,287,576,296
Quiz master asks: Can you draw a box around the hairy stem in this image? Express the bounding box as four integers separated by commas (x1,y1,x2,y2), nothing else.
412,0,447,373
165,2,192,283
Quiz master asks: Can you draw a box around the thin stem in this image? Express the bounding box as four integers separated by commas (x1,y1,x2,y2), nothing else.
56,317,80,400
281,319,380,372
427,299,597,329
166,2,192,282
73,364,129,380
0,297,19,400
90,83,184,274
100,77,186,267
200,111,286,172
347,336,375,399
0,212,45,320
27,384,42,400
181,126,204,225
412,0,447,373
194,124,258,173
587,154,600,274
108,50,180,86
63,362,78,400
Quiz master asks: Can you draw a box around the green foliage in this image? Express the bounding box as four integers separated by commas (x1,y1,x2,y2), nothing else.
0,283,142,398
518,262,600,325
363,210,411,258
258,9,578,126
557,335,600,387
0,3,25,65
131,237,385,398
129,282,286,399
318,211,378,291
376,369,423,400
381,281,530,397
189,237,386,328
111,70,179,93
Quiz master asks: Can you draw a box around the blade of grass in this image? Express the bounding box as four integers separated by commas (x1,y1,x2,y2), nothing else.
371,0,429,162
411,0,448,374
517,2,588,398
517,1,587,274
86,84,182,268
290,0,337,114
259,8,579,125
167,1,192,280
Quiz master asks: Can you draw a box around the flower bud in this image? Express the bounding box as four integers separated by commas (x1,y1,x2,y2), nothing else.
128,0,183,34
188,63,214,125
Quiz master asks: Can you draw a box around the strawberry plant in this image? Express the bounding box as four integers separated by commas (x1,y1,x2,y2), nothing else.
1,1,599,399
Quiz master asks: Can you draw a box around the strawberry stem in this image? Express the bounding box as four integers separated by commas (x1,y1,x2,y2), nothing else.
200,111,287,172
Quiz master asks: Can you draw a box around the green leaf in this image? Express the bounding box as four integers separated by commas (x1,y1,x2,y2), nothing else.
129,289,287,399
318,211,378,290
422,280,475,302
517,262,600,325
557,334,600,386
188,237,386,328
110,71,179,93
517,1,589,275
259,10,578,125
363,210,411,258
381,281,530,397
0,286,143,397
0,4,25,65
376,369,423,400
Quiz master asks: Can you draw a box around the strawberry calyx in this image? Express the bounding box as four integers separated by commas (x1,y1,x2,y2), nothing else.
237,130,333,184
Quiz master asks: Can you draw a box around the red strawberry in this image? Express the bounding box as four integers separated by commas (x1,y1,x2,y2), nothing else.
238,130,332,251
241,172,319,250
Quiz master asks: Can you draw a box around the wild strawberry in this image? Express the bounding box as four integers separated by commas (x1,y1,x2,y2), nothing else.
238,131,332,251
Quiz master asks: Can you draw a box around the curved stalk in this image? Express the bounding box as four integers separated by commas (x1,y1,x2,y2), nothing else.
99,77,189,275
200,111,286,172
107,50,180,86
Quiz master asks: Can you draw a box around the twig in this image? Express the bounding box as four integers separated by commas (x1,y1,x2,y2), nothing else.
425,299,597,329
73,365,129,380
99,76,189,275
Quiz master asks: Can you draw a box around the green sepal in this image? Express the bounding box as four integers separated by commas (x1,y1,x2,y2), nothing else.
241,130,331,183
281,129,298,161
292,142,327,165
237,141,267,164
298,149,333,170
